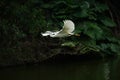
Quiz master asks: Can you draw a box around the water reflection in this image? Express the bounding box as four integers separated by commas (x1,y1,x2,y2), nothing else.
0,57,120,80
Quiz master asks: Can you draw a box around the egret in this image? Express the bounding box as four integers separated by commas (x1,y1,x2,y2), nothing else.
41,20,79,37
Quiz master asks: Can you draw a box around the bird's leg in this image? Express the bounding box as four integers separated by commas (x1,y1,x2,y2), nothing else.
68,33,74,36
68,33,80,36
74,34,80,36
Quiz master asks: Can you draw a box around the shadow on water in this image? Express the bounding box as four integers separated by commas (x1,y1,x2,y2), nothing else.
0,55,120,80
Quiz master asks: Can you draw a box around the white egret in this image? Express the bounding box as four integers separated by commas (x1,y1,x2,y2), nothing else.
41,20,79,37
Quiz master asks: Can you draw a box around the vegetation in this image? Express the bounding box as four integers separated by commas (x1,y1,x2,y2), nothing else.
0,0,120,65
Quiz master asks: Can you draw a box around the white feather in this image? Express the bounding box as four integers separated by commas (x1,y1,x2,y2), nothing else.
41,20,75,37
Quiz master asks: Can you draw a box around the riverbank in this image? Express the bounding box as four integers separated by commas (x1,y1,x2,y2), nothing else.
0,37,104,67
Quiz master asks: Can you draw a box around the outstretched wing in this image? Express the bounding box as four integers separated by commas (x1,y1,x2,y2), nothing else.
41,31,53,36
62,20,75,33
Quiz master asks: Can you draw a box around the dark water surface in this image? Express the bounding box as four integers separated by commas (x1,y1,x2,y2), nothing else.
0,57,120,80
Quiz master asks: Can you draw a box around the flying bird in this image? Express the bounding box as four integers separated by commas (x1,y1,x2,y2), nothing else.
41,20,79,37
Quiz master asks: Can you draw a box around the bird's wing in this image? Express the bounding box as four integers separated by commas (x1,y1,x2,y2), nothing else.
41,31,52,36
62,21,75,33
41,32,49,36
62,25,74,33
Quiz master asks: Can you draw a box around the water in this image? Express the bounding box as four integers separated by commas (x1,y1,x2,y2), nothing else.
0,57,120,80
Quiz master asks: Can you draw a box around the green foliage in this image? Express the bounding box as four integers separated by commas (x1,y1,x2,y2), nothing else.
82,22,103,40
0,0,46,47
41,0,120,56
0,0,120,57
100,17,116,27
61,42,77,47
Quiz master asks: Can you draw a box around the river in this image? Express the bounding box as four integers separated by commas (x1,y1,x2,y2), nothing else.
0,56,120,80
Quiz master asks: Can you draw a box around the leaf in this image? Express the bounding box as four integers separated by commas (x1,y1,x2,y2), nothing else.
100,43,108,50
41,4,54,9
101,17,116,27
55,15,67,19
109,44,120,53
61,42,76,47
83,22,103,39
73,11,82,18
80,1,90,9
94,3,109,12
54,1,66,5
106,37,119,43
80,9,89,18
